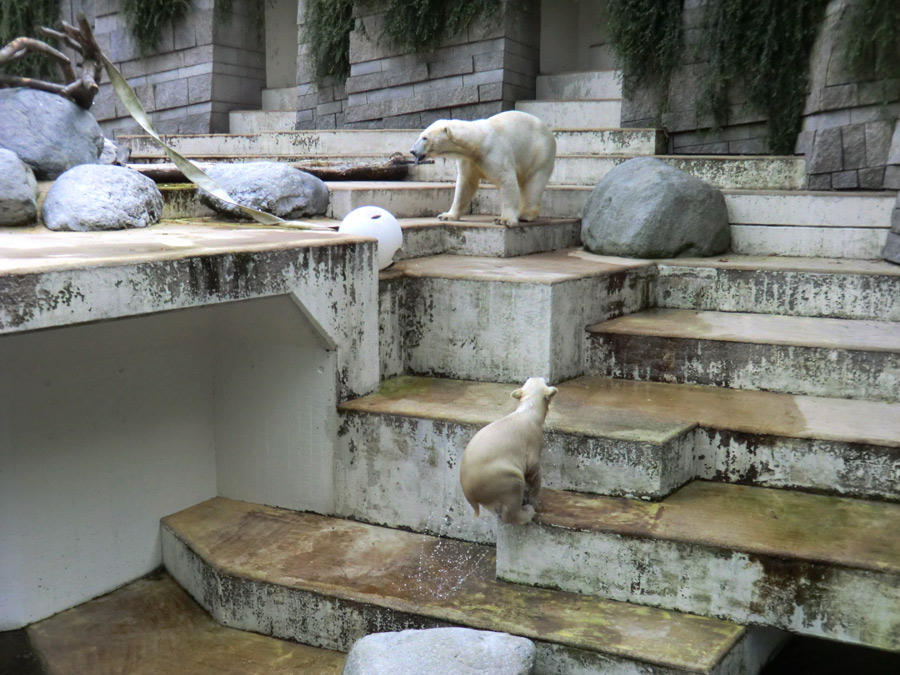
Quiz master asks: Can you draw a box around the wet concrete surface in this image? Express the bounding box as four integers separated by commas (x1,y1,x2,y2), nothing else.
8,570,345,675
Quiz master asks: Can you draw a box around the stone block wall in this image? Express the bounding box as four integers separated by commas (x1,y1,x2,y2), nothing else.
64,0,265,136
291,0,540,130
797,0,900,190
619,0,898,190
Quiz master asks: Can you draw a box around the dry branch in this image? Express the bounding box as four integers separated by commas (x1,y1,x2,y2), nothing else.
0,16,105,108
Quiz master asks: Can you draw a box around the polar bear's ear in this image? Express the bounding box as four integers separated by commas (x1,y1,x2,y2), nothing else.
511,387,524,400
545,386,558,401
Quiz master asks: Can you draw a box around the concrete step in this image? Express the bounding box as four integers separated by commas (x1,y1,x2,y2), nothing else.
119,128,668,158
405,154,806,190
161,497,785,674
497,481,900,651
586,308,900,401
536,70,622,100
26,572,346,673
136,151,805,190
229,110,299,133
515,99,622,128
379,249,655,383
336,375,900,542
727,190,897,259
261,86,297,111
656,256,900,321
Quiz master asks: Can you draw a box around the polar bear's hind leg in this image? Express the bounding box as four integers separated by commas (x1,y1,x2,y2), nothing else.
519,164,553,222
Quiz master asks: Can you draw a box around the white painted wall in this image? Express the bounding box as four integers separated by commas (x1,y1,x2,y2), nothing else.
540,0,615,74
0,294,335,629
266,0,300,89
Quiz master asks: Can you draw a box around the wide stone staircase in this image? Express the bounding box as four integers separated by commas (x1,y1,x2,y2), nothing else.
117,69,900,673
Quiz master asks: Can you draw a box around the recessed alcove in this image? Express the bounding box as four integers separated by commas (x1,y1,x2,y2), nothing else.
0,294,336,629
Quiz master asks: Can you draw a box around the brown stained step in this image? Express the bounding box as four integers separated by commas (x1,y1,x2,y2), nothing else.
160,497,777,674
338,375,900,516
497,482,900,650
537,482,900,574
586,308,900,401
27,572,345,675
341,375,899,449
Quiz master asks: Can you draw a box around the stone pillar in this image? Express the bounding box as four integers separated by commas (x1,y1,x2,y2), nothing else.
798,0,899,191
342,0,540,129
70,0,264,136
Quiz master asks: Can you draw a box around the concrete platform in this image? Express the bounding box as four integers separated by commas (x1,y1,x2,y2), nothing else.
25,572,345,674
515,99,622,128
119,128,668,157
587,308,900,401
161,497,785,675
656,255,900,321
335,375,900,542
536,70,622,100
380,248,654,383
497,482,900,651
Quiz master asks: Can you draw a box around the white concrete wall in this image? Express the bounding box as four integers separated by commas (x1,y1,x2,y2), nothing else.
540,0,614,74
265,0,300,89
0,294,335,629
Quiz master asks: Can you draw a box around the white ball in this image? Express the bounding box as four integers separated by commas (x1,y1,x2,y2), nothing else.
338,206,403,270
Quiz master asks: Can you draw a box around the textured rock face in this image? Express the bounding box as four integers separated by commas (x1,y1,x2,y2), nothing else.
198,161,329,219
882,194,900,265
41,164,163,232
342,628,536,675
0,88,104,179
0,148,39,226
582,156,731,258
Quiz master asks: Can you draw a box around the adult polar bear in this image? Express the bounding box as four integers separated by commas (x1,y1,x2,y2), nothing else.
410,111,556,226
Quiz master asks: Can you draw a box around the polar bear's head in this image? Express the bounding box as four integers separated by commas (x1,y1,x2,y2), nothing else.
410,120,470,163
511,377,558,407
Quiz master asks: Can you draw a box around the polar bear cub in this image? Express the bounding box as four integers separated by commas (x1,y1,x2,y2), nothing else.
459,377,558,525
410,111,556,226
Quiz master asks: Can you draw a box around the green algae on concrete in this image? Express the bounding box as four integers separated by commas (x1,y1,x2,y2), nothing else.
27,572,345,675
162,497,753,673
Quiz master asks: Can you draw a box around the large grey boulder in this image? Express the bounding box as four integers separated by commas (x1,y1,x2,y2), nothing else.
582,157,731,258
42,164,163,232
0,88,104,179
0,149,39,226
198,161,329,219
342,628,535,675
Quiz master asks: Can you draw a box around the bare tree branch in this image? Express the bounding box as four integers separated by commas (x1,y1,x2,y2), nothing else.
0,16,106,109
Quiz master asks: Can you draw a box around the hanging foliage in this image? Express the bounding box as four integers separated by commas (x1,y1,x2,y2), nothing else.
381,0,501,54
698,0,829,154
604,0,682,109
122,0,191,55
0,0,59,78
304,0,355,82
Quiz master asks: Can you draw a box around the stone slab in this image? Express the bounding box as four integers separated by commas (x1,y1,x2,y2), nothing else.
655,255,900,321
536,70,622,100
381,249,654,383
336,375,900,542
587,308,900,401
497,483,900,650
515,100,622,128
0,222,379,403
26,573,345,675
161,497,779,675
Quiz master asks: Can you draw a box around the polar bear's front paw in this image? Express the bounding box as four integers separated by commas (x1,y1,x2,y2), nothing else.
437,211,458,222
494,215,519,227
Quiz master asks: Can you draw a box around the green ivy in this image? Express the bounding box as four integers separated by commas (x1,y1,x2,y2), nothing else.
122,0,191,55
381,0,501,55
0,0,60,78
304,0,355,82
605,0,681,108
841,0,900,103
699,0,829,155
